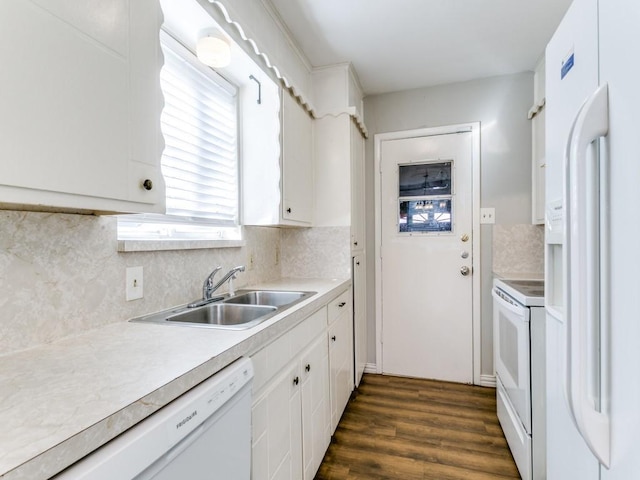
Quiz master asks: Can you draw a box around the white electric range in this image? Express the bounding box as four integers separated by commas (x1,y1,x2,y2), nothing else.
493,278,545,480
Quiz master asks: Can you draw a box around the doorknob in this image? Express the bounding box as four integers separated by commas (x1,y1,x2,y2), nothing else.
460,266,470,276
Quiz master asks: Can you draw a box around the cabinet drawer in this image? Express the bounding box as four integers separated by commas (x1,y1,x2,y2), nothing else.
290,307,327,355
328,290,350,324
251,307,327,394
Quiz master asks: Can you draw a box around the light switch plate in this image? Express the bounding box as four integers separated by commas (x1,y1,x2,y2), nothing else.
126,266,144,301
480,208,496,224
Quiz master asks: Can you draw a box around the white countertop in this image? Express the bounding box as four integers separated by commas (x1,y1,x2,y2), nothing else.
0,278,349,480
492,271,544,281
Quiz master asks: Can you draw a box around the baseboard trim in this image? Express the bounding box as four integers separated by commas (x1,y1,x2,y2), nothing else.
363,363,378,374
362,365,496,387
479,374,496,388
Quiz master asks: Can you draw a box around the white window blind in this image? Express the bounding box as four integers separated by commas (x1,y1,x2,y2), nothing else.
118,32,240,242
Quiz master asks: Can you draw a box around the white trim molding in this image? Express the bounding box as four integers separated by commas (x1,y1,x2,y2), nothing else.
374,123,483,385
204,0,317,115
363,363,378,375
480,374,497,388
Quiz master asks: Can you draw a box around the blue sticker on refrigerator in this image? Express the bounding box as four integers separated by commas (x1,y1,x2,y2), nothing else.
561,50,575,79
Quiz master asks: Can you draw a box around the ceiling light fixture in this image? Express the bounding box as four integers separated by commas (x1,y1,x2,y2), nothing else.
196,29,231,68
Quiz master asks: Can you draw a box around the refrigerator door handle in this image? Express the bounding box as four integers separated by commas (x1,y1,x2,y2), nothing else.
564,83,610,467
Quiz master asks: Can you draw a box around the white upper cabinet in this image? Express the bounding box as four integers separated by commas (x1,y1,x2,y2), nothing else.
350,121,365,253
531,55,546,225
312,64,367,253
0,0,165,214
242,87,313,227
281,91,313,225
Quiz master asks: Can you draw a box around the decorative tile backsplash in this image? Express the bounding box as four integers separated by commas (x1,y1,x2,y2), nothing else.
0,211,352,355
492,224,544,275
280,227,351,280
0,211,281,355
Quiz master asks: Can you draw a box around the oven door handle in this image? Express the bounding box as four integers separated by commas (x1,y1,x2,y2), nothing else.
491,289,527,316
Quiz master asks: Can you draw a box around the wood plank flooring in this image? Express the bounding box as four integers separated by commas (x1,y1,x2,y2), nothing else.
315,374,520,480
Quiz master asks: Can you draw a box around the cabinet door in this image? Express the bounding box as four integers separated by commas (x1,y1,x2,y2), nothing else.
300,335,331,480
532,57,546,225
353,255,367,387
350,121,366,252
252,363,302,480
0,0,164,214
328,306,354,433
281,91,313,225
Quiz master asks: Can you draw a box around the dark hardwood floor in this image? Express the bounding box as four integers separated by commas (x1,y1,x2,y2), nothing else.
315,374,520,480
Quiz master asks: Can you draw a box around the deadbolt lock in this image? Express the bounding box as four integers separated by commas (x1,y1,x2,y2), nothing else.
460,266,470,276
460,233,470,242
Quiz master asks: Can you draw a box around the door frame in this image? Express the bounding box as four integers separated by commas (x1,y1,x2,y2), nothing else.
374,123,482,385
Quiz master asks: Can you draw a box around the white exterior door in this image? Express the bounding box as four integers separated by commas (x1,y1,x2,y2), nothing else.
379,131,474,383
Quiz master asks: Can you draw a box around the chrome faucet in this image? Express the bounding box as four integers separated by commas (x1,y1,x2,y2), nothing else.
188,265,245,308
202,266,223,301
209,265,245,297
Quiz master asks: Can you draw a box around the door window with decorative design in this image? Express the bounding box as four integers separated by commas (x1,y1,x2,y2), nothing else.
398,162,453,233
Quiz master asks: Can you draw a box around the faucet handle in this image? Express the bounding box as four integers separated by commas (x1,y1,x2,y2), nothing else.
203,266,222,299
208,266,222,279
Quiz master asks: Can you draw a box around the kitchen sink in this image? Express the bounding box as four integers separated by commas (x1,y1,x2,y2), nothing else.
224,290,310,307
130,289,316,330
166,303,277,327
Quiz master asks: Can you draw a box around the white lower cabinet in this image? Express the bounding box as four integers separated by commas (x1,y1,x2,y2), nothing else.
250,305,332,480
300,335,331,479
327,290,354,433
352,254,366,387
251,362,302,480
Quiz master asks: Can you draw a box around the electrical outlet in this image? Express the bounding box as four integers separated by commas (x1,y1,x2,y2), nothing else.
126,266,144,301
480,208,496,224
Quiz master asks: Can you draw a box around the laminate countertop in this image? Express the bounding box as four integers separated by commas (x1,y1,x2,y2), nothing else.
0,278,350,480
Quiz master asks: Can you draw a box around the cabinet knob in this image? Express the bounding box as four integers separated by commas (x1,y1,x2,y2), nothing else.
142,179,153,191
331,335,336,342
305,364,311,372
293,376,299,386
286,207,292,213
338,302,346,307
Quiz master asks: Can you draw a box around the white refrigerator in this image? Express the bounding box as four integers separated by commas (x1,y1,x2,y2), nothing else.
545,0,640,478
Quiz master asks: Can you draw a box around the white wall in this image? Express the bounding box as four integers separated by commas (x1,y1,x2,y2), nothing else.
363,72,534,377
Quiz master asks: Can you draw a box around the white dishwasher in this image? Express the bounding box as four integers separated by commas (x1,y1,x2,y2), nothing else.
55,357,253,480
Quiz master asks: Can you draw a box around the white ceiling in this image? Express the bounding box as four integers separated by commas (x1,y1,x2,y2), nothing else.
268,0,572,96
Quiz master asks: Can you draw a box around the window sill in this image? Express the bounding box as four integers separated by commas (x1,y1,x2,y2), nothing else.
118,238,246,252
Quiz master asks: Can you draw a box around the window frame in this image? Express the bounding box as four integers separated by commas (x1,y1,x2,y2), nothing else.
118,29,242,249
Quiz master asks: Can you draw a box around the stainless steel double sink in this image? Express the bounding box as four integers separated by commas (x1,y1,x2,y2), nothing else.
130,290,316,330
